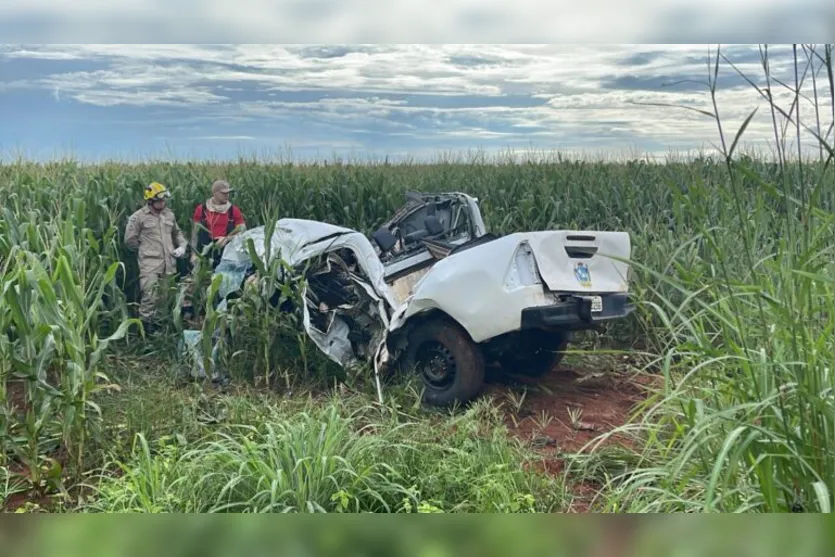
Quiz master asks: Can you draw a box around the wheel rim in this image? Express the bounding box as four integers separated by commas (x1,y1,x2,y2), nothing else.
415,341,456,389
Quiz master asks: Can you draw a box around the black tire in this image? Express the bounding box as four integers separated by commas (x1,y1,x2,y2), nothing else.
499,331,569,377
402,318,485,406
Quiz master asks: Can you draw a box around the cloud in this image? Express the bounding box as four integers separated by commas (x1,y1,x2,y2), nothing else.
1,43,833,161
0,44,743,98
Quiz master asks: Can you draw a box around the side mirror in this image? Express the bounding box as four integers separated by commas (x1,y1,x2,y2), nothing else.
372,227,397,252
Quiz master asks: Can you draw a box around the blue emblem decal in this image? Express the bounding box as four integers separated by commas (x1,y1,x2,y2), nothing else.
574,262,591,287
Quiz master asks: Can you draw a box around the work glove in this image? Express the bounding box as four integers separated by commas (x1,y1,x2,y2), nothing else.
173,245,186,258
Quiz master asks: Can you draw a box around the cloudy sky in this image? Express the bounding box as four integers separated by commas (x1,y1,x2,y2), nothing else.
1,43,832,162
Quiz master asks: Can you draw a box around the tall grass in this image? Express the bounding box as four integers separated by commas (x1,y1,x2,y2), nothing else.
572,44,835,513
82,393,561,513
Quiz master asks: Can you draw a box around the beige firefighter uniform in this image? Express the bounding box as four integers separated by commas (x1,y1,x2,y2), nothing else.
124,205,188,323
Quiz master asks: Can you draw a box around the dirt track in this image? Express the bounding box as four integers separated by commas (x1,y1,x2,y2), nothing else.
483,353,658,511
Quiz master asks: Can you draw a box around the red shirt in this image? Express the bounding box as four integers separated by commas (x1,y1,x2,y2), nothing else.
193,204,245,239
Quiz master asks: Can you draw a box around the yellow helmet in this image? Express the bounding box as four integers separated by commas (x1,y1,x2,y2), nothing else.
144,181,171,201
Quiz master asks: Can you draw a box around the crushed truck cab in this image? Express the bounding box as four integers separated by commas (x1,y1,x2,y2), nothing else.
213,191,635,407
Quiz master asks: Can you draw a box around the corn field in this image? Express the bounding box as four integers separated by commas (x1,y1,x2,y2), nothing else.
1,44,834,514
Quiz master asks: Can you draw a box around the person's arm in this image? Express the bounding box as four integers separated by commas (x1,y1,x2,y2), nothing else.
171,214,187,258
124,212,140,251
214,206,245,249
173,218,187,250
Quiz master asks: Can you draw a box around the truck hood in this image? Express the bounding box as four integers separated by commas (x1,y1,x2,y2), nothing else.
221,218,398,309
212,219,399,370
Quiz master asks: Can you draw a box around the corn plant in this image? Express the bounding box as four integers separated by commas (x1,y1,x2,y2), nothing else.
0,200,138,491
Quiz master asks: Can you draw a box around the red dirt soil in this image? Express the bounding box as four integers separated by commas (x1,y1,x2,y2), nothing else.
484,353,660,512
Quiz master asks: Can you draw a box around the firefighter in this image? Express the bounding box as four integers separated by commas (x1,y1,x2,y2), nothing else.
124,181,188,332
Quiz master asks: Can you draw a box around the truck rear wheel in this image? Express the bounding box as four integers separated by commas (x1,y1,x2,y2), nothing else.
402,318,485,407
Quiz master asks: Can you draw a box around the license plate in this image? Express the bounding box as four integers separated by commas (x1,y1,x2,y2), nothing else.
590,296,603,312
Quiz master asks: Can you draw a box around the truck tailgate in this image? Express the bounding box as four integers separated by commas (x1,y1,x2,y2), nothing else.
525,230,631,293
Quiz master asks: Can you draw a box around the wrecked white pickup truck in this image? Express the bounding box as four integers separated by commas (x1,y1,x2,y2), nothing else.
209,191,634,407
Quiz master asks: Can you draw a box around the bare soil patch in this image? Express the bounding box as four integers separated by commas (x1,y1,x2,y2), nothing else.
485,353,660,512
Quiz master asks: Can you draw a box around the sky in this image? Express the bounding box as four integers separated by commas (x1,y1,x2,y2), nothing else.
1,42,833,162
